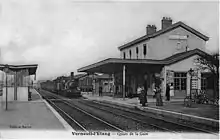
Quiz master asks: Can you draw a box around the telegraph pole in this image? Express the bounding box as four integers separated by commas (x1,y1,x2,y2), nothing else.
123,65,126,100
4,64,9,110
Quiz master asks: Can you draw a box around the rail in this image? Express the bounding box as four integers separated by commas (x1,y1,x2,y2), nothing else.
84,100,218,135
39,89,218,135
39,90,124,132
78,100,175,133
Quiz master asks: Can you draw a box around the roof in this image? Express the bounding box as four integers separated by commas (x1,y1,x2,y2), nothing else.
78,58,166,73
77,73,112,79
163,48,209,65
77,73,99,80
74,74,87,79
0,64,38,75
78,58,165,73
77,49,210,73
118,21,209,50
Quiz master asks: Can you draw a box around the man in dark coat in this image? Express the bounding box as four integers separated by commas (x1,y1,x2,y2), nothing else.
140,74,148,106
166,84,170,101
143,80,148,104
99,86,103,96
139,86,146,106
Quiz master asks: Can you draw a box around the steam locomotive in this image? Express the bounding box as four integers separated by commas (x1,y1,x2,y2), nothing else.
40,78,81,98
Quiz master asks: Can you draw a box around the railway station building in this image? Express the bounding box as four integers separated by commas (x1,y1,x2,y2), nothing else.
78,17,214,99
0,64,38,102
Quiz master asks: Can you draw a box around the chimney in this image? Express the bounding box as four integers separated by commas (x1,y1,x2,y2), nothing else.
161,17,172,30
146,24,157,35
70,72,74,80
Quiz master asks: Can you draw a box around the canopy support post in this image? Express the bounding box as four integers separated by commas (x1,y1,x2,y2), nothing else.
14,71,17,100
123,65,126,100
112,73,115,98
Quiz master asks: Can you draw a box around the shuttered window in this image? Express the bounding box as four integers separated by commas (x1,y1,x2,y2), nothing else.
129,50,132,59
143,44,147,56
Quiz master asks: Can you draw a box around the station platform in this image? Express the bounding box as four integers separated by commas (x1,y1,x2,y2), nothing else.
0,89,73,139
82,93,219,133
82,93,219,119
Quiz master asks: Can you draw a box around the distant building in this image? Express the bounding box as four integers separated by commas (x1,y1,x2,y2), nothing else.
93,74,113,96
0,64,38,101
78,73,113,95
78,74,94,92
78,17,214,99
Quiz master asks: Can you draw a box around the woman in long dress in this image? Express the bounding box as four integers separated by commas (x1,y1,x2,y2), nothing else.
169,83,174,98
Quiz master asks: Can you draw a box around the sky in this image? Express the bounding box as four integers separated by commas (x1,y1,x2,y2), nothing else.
0,0,218,80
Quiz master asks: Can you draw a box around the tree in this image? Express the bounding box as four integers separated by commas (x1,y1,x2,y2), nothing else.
195,52,219,98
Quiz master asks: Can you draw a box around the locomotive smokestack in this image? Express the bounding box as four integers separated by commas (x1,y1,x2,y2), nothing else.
71,72,74,80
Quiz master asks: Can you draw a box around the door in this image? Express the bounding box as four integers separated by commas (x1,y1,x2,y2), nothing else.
174,72,187,98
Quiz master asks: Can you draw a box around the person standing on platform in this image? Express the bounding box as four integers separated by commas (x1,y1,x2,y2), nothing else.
140,74,148,106
99,85,103,96
139,86,146,106
143,76,148,104
0,73,4,109
166,84,170,101
169,83,174,100
155,86,163,106
137,86,142,95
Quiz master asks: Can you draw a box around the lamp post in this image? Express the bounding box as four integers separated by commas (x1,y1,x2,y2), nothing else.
186,68,194,107
188,68,194,99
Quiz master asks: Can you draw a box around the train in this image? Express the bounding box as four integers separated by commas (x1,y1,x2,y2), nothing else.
40,78,82,98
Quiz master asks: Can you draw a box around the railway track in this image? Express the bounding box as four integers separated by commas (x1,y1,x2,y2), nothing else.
39,90,124,132
39,89,218,135
78,99,218,134
46,99,87,131
70,101,168,132
40,90,170,132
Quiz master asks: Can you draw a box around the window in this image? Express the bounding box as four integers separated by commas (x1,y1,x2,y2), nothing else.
123,52,126,59
136,47,139,59
176,42,181,50
129,50,132,59
86,78,89,85
5,70,31,87
143,44,147,56
174,72,187,90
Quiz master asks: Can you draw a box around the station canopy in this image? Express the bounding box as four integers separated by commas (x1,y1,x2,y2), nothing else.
0,64,38,75
77,58,165,74
77,49,209,74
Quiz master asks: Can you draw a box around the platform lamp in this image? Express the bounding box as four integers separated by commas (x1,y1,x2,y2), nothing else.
186,68,194,108
188,68,194,100
3,64,9,110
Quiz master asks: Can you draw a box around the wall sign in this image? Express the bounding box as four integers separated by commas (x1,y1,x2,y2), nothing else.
191,79,198,89
166,70,174,84
169,35,188,40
